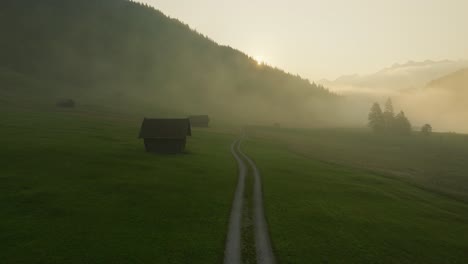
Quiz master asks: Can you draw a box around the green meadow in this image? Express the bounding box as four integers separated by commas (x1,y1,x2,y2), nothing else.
0,103,237,263
244,127,468,263
247,127,468,203
3,100,468,264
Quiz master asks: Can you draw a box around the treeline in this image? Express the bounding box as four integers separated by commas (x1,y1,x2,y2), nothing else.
368,99,412,135
0,0,338,125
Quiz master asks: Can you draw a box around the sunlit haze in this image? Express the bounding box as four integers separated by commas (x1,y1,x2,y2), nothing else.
142,0,468,80
3,2,468,263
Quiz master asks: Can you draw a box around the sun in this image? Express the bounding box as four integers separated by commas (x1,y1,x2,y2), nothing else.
254,55,265,65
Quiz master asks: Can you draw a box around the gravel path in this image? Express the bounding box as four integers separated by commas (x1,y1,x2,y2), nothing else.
237,141,276,264
224,138,276,264
224,139,247,264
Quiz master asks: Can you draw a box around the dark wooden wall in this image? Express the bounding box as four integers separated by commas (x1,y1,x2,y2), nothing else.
143,138,186,154
190,121,209,127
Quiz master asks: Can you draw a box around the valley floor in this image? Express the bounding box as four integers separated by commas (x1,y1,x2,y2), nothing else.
0,104,237,263
1,103,468,263
244,129,468,263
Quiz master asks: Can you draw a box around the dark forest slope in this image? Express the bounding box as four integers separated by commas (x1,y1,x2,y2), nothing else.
0,0,338,125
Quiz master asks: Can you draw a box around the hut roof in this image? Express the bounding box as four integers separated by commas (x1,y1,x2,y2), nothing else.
138,118,192,139
189,115,210,122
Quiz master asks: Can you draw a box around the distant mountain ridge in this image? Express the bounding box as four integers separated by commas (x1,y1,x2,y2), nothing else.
386,59,454,71
321,59,468,94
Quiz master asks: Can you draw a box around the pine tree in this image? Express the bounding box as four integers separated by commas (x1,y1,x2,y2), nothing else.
384,98,394,114
394,111,412,135
383,98,395,132
368,103,385,133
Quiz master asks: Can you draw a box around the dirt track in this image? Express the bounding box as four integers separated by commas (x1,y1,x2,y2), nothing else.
224,138,276,264
224,139,247,264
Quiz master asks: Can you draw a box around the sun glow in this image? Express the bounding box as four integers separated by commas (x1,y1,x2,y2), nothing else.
254,55,265,65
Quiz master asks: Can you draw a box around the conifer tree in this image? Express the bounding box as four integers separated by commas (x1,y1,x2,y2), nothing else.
394,111,412,135
383,98,395,132
368,103,385,133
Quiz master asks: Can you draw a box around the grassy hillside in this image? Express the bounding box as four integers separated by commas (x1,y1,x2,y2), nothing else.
0,0,336,126
244,127,468,263
0,103,238,263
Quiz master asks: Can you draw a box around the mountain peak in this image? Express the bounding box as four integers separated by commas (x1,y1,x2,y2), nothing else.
326,59,468,93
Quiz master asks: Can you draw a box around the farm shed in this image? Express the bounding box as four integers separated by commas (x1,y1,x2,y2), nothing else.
138,118,192,153
189,115,210,127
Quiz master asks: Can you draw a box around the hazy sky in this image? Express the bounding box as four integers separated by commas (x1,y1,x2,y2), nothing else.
141,0,468,80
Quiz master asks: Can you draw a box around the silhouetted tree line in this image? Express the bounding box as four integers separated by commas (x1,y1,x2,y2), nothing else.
0,0,337,123
368,98,412,135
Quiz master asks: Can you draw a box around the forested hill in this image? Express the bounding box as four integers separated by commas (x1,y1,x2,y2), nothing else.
427,68,468,93
0,0,337,125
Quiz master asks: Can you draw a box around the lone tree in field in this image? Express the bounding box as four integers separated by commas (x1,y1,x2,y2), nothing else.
383,98,395,132
421,124,433,136
368,103,385,133
394,111,412,135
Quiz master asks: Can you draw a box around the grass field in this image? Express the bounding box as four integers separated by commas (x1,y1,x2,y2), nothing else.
247,127,468,203
3,97,468,264
244,127,468,263
0,103,237,263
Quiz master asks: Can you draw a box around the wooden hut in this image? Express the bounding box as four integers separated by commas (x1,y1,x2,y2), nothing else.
138,118,192,153
189,115,210,127
56,99,75,108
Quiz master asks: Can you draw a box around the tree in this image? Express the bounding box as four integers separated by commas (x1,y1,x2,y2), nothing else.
383,98,395,132
394,111,412,135
367,99,414,136
421,124,433,136
368,103,385,133
384,98,394,114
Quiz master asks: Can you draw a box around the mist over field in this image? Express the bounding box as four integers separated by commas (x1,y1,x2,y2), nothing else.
2,1,468,263
322,61,468,133
1,0,348,129
2,1,466,132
